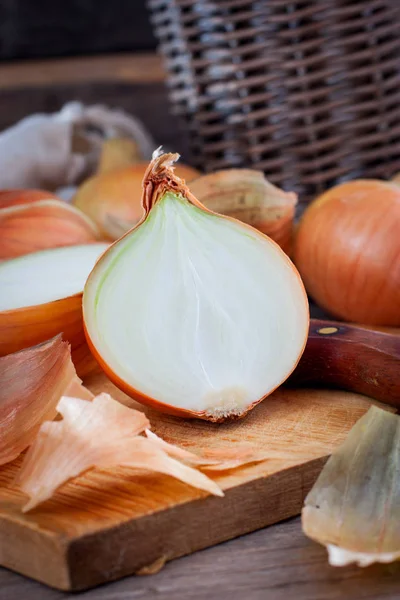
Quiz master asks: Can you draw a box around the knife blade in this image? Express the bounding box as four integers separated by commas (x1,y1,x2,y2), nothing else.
287,319,400,408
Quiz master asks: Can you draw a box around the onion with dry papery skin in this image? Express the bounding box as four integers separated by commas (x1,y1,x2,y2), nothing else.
294,180,400,326
189,169,297,255
0,243,108,377
73,160,200,240
83,151,309,421
96,137,144,173
0,199,101,259
0,189,60,208
0,335,92,466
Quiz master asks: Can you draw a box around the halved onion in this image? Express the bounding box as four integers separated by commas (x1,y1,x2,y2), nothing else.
0,243,108,377
83,152,309,421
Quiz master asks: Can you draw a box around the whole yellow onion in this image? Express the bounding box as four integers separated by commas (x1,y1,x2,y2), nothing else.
73,162,200,239
294,179,400,326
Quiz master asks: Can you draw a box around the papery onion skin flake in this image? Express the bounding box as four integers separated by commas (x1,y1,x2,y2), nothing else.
0,335,91,466
302,406,400,567
17,393,223,512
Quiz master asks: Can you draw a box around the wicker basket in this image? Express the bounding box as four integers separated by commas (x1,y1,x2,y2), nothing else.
148,0,400,205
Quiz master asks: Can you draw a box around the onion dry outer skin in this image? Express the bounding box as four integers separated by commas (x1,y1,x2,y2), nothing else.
0,335,86,466
0,189,60,209
73,162,201,240
0,293,98,379
83,153,309,422
97,137,144,174
190,169,297,255
17,393,223,511
302,406,400,565
294,179,400,326
0,199,102,260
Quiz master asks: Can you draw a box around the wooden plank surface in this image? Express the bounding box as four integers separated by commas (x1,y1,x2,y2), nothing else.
0,373,376,591
0,53,164,90
1,515,400,600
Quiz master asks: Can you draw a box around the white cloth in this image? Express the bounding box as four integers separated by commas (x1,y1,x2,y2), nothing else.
0,102,155,192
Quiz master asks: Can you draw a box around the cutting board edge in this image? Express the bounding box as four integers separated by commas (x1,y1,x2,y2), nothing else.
0,513,71,590
0,455,327,591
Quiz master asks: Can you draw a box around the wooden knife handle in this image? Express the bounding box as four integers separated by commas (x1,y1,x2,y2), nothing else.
287,319,400,408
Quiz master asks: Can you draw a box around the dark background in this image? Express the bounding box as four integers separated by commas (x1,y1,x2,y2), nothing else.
0,1,191,161
0,0,156,61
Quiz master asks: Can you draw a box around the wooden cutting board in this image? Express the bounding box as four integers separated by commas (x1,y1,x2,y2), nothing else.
0,373,377,591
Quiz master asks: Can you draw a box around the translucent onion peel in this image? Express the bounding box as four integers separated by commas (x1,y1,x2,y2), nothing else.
0,335,92,466
189,169,297,255
0,199,102,259
302,406,400,567
0,243,108,377
144,429,299,470
83,151,309,421
17,393,223,511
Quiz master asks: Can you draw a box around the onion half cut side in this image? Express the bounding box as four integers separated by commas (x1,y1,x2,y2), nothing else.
83,152,309,421
0,243,108,377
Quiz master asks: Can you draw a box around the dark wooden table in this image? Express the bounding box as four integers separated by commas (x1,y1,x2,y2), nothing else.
1,53,399,599
1,516,399,599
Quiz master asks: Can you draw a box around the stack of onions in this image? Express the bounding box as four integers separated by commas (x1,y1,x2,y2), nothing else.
189,170,297,255
294,179,400,326
83,151,309,421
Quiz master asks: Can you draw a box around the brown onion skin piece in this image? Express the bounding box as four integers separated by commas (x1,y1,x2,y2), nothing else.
0,294,98,379
83,153,309,422
0,335,81,466
294,180,400,326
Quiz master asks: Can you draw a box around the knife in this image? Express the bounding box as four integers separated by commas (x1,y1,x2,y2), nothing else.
287,319,400,408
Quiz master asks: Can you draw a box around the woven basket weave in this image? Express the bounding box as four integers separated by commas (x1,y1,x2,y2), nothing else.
148,0,400,204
